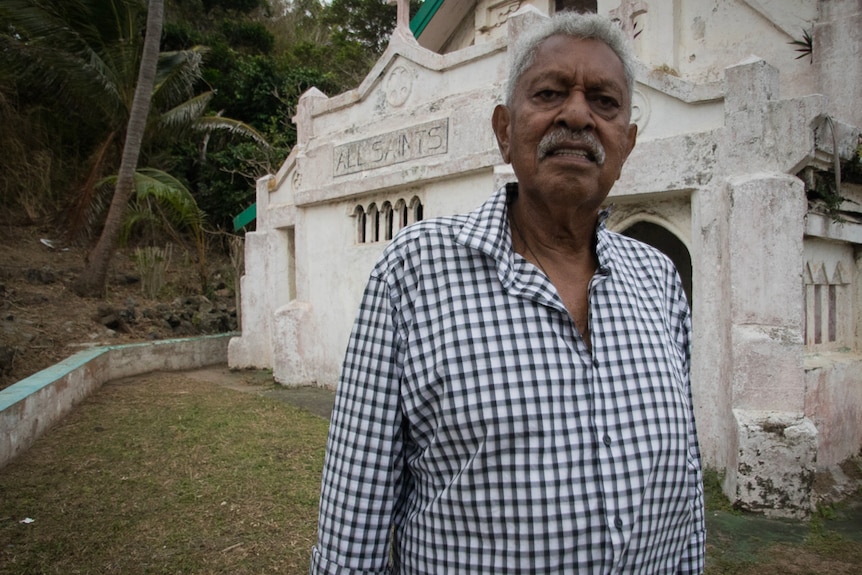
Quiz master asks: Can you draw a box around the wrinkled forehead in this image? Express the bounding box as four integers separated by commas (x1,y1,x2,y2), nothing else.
507,31,634,108
513,35,632,110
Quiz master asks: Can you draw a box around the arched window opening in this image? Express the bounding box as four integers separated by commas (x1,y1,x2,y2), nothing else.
368,203,380,243
803,241,854,351
352,197,425,244
395,199,408,231
409,197,424,224
354,206,367,244
621,221,693,306
382,202,394,241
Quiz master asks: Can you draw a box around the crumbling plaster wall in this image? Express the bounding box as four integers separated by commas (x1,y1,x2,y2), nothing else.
230,1,862,517
605,0,819,98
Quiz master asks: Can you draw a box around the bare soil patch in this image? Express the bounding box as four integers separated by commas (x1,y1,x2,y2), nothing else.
0,222,238,390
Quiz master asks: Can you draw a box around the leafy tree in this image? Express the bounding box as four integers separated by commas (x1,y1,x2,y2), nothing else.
149,0,424,231
324,0,423,54
1,0,267,295
73,0,165,297
1,0,426,295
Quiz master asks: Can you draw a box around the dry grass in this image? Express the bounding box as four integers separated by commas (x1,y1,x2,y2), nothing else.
0,372,328,574
0,370,860,574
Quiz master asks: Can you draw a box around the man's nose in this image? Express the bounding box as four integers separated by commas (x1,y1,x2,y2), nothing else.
556,91,595,130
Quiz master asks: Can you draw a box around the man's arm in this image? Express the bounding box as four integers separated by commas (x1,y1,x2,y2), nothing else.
311,272,405,575
676,387,706,575
673,289,706,575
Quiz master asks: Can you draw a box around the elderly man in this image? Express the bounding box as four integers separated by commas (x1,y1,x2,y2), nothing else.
311,11,705,575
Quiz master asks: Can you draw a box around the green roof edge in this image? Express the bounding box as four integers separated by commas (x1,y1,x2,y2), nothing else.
233,1,446,229
411,0,444,38
233,202,256,231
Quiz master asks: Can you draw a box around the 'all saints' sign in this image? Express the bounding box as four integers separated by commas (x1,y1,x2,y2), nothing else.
333,118,448,177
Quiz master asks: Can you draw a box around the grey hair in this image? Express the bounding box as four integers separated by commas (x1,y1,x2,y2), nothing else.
505,12,635,108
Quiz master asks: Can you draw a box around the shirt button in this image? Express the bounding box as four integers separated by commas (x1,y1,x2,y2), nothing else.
603,434,612,447
614,516,623,529
592,358,599,368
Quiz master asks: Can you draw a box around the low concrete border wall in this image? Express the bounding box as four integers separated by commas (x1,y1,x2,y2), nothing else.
0,333,234,469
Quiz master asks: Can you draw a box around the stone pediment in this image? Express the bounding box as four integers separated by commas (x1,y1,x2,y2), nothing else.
299,29,508,133
287,28,508,206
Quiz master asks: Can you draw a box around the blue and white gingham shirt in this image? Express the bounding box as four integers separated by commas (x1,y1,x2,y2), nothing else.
311,185,705,574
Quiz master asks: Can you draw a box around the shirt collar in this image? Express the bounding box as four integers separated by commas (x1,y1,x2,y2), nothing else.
456,183,617,278
455,184,513,276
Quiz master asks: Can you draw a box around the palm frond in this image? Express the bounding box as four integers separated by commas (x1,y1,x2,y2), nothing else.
789,28,813,63
99,167,207,245
159,91,213,131
193,115,271,147
0,0,132,115
152,47,208,109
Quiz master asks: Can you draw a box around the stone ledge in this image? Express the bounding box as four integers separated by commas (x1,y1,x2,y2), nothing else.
729,409,818,518
0,334,234,470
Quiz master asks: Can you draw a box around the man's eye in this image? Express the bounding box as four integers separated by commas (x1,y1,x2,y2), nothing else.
592,95,620,110
534,89,560,101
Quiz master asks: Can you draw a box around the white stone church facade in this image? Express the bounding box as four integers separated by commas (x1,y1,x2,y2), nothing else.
229,0,862,517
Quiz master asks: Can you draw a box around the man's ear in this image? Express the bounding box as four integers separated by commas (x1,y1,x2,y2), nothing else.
492,104,512,164
623,122,638,161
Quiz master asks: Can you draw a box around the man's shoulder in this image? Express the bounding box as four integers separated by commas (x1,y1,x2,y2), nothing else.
371,214,472,275
601,229,679,281
390,213,470,250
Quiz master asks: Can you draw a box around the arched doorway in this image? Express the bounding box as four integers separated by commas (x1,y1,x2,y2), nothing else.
621,221,693,306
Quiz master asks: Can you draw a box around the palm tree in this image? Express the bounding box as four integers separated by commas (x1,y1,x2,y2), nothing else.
72,0,164,297
0,0,267,296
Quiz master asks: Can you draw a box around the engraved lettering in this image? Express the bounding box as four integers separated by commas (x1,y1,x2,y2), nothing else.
333,118,449,176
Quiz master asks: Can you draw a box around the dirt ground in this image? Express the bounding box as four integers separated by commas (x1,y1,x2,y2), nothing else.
0,222,237,390
2,221,861,574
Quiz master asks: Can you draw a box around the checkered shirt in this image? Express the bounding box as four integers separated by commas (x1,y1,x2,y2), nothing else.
311,185,705,574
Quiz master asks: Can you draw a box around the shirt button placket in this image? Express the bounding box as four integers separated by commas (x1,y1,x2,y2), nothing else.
593,352,625,555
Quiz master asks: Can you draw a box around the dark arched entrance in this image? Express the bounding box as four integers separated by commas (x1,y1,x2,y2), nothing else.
621,221,693,306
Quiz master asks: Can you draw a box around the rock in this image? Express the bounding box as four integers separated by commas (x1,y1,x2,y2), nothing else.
94,305,129,333
0,345,16,376
25,267,56,285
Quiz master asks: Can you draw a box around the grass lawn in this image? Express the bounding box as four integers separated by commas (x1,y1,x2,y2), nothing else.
0,369,859,574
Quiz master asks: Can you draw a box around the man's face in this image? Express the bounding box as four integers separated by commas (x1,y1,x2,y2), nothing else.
493,35,637,212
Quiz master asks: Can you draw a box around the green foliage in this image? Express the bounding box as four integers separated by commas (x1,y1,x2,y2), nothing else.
0,0,267,244
323,0,423,54
1,0,417,236
805,146,862,222
808,170,847,220
220,19,273,54
202,0,262,14
97,168,205,246
703,468,739,514
192,141,268,229
789,28,813,63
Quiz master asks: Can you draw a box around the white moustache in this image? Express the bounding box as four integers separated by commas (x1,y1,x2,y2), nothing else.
537,129,606,165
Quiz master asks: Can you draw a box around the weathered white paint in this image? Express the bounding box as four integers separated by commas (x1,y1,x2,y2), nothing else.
230,0,862,516
2,335,232,469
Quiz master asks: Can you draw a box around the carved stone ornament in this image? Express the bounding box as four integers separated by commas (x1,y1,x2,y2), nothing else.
631,89,650,132
477,0,520,32
385,64,413,108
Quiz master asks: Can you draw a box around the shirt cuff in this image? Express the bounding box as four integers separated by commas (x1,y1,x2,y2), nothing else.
310,546,393,575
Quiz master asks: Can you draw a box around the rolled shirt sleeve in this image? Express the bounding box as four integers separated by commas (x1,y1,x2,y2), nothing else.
311,272,404,575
